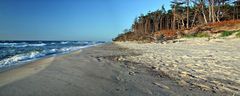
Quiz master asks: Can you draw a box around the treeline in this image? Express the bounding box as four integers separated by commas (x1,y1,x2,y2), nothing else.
114,0,240,41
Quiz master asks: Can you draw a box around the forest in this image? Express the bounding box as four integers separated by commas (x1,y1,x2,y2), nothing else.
114,0,240,42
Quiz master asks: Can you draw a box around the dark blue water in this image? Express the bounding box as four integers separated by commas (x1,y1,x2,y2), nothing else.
0,41,104,70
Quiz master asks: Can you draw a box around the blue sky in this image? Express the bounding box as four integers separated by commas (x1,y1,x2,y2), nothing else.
0,0,171,41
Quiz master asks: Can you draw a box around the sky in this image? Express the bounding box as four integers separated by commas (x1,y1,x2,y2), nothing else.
0,0,171,41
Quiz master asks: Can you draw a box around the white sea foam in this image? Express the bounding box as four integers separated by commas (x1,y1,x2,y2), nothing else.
0,42,103,69
60,46,85,52
0,46,88,68
0,43,46,47
28,43,47,47
61,41,69,44
0,51,45,68
0,43,17,47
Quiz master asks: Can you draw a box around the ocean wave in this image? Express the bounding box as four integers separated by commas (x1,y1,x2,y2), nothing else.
0,43,28,48
60,46,84,52
0,46,87,68
28,43,47,47
61,41,69,44
0,43,18,47
0,41,104,69
0,51,45,68
0,43,47,47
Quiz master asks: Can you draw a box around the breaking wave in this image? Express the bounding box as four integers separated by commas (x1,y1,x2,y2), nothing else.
0,41,104,70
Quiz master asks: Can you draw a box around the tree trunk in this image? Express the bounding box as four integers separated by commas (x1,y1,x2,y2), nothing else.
208,0,212,22
237,4,239,19
216,0,221,22
186,0,190,28
172,0,177,30
191,10,198,27
233,4,236,20
201,0,208,24
181,18,185,29
211,0,216,22
160,17,163,30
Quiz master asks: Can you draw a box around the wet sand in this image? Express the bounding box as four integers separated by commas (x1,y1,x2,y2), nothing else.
0,42,234,96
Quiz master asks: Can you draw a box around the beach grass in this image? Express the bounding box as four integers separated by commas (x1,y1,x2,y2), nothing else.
183,32,210,38
220,30,239,37
194,32,210,38
236,31,240,38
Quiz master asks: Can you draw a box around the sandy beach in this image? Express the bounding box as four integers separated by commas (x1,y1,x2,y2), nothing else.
0,39,238,96
116,38,240,95
2,0,240,96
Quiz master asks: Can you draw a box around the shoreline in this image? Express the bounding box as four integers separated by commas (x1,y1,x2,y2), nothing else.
0,41,236,96
0,44,104,87
0,49,83,87
0,43,103,73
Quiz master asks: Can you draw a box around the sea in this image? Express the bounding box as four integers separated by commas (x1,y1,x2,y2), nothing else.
0,41,104,71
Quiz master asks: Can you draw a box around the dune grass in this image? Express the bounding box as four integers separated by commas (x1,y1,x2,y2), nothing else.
221,31,235,37
184,32,210,38
220,30,240,38
236,32,240,38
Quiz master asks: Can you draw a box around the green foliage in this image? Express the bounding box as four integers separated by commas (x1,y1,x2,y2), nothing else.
221,31,235,37
236,32,240,38
195,33,210,38
220,30,239,37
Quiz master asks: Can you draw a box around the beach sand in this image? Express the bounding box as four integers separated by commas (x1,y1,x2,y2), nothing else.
116,38,240,95
0,40,237,96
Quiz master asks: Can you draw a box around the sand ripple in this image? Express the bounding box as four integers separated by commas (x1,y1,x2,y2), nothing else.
115,38,240,94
